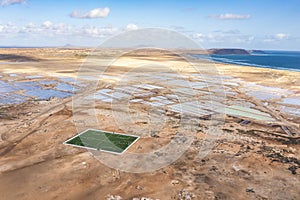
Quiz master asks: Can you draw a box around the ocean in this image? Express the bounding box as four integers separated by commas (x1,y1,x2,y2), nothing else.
192,50,300,72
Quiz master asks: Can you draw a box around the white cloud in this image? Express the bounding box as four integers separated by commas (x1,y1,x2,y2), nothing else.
70,7,110,19
194,33,224,43
263,39,275,43
82,26,117,37
0,20,118,39
42,21,53,28
70,11,81,18
0,22,17,33
194,33,205,38
275,33,289,40
1,0,26,6
215,29,241,34
263,33,290,43
193,32,254,44
125,23,138,31
26,22,35,28
210,13,251,20
18,22,35,33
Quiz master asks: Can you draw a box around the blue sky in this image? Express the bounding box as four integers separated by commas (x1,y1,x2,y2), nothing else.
0,0,299,50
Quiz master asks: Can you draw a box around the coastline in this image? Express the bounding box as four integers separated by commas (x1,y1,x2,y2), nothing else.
190,51,300,73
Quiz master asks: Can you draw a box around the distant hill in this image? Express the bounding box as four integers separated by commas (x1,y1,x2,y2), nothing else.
61,44,78,48
208,48,250,55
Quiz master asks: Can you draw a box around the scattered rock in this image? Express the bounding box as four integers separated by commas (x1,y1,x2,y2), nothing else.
246,188,255,193
235,151,243,156
288,165,298,174
150,132,160,138
204,190,215,199
176,189,194,200
135,185,144,190
194,173,212,184
288,147,296,153
171,180,180,185
266,152,300,166
140,197,156,200
184,194,192,200
232,165,241,172
215,192,228,199
209,165,218,171
154,152,165,157
107,195,122,200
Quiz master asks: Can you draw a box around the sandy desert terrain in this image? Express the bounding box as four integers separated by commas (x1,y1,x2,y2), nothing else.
0,48,299,200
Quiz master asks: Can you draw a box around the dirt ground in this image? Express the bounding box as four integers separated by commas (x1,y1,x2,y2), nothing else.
0,48,299,200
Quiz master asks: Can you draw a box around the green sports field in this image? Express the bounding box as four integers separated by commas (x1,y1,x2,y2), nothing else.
64,129,139,154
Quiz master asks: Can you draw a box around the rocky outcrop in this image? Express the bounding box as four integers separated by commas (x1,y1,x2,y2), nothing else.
208,48,250,55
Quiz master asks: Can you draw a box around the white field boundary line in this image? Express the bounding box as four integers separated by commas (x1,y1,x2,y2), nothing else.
63,128,140,155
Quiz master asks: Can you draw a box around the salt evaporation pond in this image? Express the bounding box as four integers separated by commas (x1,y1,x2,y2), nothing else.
281,106,300,117
247,91,282,101
25,88,72,99
17,81,73,100
0,78,76,105
0,80,18,93
0,93,26,104
283,97,300,106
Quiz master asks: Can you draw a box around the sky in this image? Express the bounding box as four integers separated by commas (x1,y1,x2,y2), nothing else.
0,0,299,50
